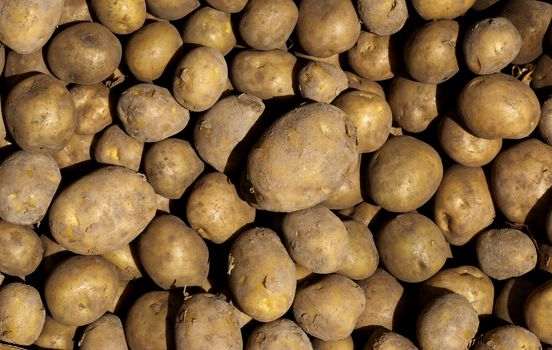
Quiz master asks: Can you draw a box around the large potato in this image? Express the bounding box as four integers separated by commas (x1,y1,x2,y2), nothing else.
356,0,408,35
49,166,157,255
246,319,312,350
90,0,146,35
0,220,42,278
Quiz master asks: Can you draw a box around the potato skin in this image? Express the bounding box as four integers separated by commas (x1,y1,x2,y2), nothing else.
53,132,94,169
539,98,552,145
59,0,92,25
298,61,348,103
411,0,475,20
33,316,77,350
183,7,236,55
228,227,296,322
348,32,395,82
524,280,552,344
79,314,128,350
94,125,144,171
472,325,541,350
356,0,408,35
312,336,353,350
0,220,42,278
101,244,142,281
246,319,312,350
145,0,199,20
364,330,417,350
205,0,249,13
4,49,52,84
70,83,113,135
49,166,157,255
91,0,146,35
338,220,379,280
494,278,535,325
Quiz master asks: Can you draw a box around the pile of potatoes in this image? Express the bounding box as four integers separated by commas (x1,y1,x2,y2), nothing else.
0,0,551,349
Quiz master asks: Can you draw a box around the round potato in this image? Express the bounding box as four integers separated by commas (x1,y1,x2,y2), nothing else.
364,330,417,350
34,316,77,350
0,220,42,278
0,283,44,346
524,279,552,344
91,0,146,35
356,0,408,35
70,83,113,135
182,7,236,55
101,243,142,281
205,0,249,13
472,325,541,350
411,0,476,20
246,319,312,350
145,0,199,20
79,314,128,350
298,61,348,103
494,278,536,325
337,220,379,280
348,31,396,81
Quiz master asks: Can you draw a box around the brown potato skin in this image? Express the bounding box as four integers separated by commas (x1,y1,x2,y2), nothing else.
205,0,249,13
538,97,552,145
79,314,128,350
345,72,385,97
4,49,52,85
356,0,408,35
49,166,157,255
59,0,92,25
458,74,540,139
183,7,236,55
472,325,541,350
363,330,418,350
312,336,353,350
33,316,77,350
44,256,119,326
337,220,379,280
145,0,199,20
101,243,142,281
494,278,536,325
321,154,362,210
0,283,44,346
246,319,312,350
53,132,94,169
532,54,552,90
70,83,113,135
411,0,475,20
524,280,552,344
94,125,144,171
348,32,396,81
298,61,348,103
0,220,42,278
91,0,146,35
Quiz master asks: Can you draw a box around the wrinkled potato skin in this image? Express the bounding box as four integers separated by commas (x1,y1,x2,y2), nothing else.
364,330,418,350
312,336,353,350
91,0,146,35
338,220,379,280
49,166,157,255
0,151,61,226
33,316,77,350
44,256,119,326
246,319,312,350
473,325,541,350
458,74,540,139
298,61,348,103
0,0,64,54
494,278,535,325
94,125,144,171
59,0,92,25
228,228,296,322
524,280,552,344
101,244,142,281
411,0,476,20
205,0,249,13
70,83,113,135
0,220,42,278
53,133,94,169
79,314,128,350
183,7,236,55
348,32,395,81
434,165,495,246
145,0,199,20
357,0,408,35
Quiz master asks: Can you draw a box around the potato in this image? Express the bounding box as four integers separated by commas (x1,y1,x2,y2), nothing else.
182,7,236,55
107,279,131,314
387,77,438,133
101,243,142,281
458,74,540,139
175,294,242,350
363,330,417,350
281,205,349,274
228,227,296,322
3,49,52,86
94,125,144,171
246,319,312,350
367,136,443,212
348,32,396,81
230,49,296,100
491,139,552,226
472,0,500,11
337,220,379,280
173,46,228,112
194,93,265,173
533,54,552,90
0,0,64,54
239,0,298,51
476,228,537,280
45,256,119,326
312,336,353,350
293,274,366,341
539,97,552,145
411,0,475,20
91,0,146,35
416,293,479,350
404,20,459,84
33,316,77,350
494,278,536,325
345,72,385,97
296,263,313,281
434,165,495,246
186,172,255,244
79,314,127,350
473,325,541,350
245,103,357,212
144,138,204,199
351,202,382,227
356,0,407,35
70,83,113,135
59,0,92,25
378,213,449,283
205,0,249,13
53,133,94,169
296,0,360,58
47,22,122,85
138,215,209,289
49,166,157,255
524,279,552,344
5,74,76,154
298,61,348,103
321,154,363,210
0,151,61,225
0,220,42,278
145,0,199,20
125,21,183,82
438,113,502,167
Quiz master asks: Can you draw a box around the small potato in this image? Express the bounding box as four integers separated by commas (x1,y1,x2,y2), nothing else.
239,0,298,51
345,72,385,97
348,32,396,81
5,73,76,154
0,151,61,226
246,319,312,350
321,154,363,210
524,279,552,344
378,213,449,283
182,7,236,55
363,330,417,350
293,274,366,341
337,220,379,280
94,125,144,171
144,138,204,199
282,205,349,274
91,0,146,35
228,227,296,322
533,54,552,90
125,21,183,82
458,74,540,139
298,61,348,103
34,316,77,350
59,0,92,25
476,228,537,280
70,83,113,135
44,256,119,326
49,166,157,255
230,49,296,100
101,243,142,281
138,215,209,289
205,0,249,13
312,336,353,350
416,293,479,350
472,325,541,350
296,0,360,58
145,0,199,20
387,77,438,133
356,0,408,35
47,22,122,85
79,314,127,350
175,294,242,350
351,202,382,227
4,49,52,86
411,0,476,20
404,20,459,84
187,172,255,244
494,278,536,325
0,0,64,54
433,165,495,246
53,133,94,169
173,46,228,112
438,113,502,167
0,220,42,278
0,283,45,346
538,97,552,145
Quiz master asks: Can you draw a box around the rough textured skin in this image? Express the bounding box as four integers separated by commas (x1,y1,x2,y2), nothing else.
47,22,122,85
473,325,541,350
90,0,146,35
246,319,312,350
312,336,353,350
79,314,128,350
145,0,199,20
44,256,119,326
0,0,64,54
476,229,537,280
298,61,348,103
175,294,242,350
364,330,418,350
101,244,142,281
205,0,249,13
417,293,479,350
338,220,379,280
59,0,92,25
49,166,157,255
356,0,408,35
94,125,144,171
539,98,552,145
494,278,535,325
348,32,395,81
246,103,358,212
293,274,365,341
53,133,94,169
33,316,77,350
321,154,363,210
404,20,459,84
524,280,552,344
411,0,476,19
0,151,61,225
228,228,296,322
0,220,42,278
5,74,76,154
70,83,113,135
183,7,236,55
434,165,495,246
458,74,540,139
